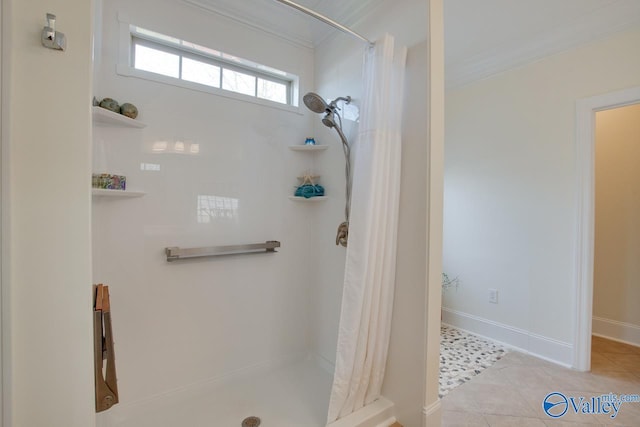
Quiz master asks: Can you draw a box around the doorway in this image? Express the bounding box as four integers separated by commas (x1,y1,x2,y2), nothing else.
590,103,640,371
574,86,640,371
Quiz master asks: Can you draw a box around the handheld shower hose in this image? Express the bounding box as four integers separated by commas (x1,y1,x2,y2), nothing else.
303,92,352,247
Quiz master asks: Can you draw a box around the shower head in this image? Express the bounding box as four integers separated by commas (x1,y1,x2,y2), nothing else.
303,92,329,113
303,92,353,115
322,111,336,128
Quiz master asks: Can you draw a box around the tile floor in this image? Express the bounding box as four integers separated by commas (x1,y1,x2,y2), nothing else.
440,325,508,398
441,336,640,426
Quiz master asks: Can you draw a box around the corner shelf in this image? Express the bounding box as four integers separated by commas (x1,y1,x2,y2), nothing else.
92,189,146,198
288,145,329,152
92,106,146,128
288,196,328,202
289,144,327,203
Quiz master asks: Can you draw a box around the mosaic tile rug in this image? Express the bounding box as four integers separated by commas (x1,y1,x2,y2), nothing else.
439,325,507,398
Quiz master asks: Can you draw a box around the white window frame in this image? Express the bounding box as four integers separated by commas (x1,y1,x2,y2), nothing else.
116,17,300,113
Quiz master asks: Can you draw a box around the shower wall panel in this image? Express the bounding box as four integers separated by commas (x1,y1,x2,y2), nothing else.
92,0,317,405
311,34,363,371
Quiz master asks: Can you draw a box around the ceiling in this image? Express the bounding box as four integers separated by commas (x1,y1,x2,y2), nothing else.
181,0,640,88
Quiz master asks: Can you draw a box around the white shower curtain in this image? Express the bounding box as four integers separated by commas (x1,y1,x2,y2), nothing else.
327,34,407,423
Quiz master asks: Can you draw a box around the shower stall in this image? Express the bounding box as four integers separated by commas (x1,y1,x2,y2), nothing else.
91,0,420,426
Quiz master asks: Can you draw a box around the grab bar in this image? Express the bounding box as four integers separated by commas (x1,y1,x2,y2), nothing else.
165,240,281,262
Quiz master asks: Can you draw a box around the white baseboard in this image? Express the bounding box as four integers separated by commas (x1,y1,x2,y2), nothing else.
592,316,640,348
442,308,573,367
375,417,396,427
423,399,441,427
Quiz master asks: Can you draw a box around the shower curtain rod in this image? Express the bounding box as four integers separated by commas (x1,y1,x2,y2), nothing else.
272,0,374,46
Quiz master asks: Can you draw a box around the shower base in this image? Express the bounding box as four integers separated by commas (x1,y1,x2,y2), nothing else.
97,358,333,427
96,357,396,427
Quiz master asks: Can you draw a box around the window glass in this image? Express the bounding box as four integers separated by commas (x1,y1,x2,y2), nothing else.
257,79,287,104
134,44,180,78
182,57,220,88
222,69,256,97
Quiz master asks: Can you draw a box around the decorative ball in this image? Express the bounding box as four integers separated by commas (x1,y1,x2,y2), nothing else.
99,98,120,113
120,103,138,119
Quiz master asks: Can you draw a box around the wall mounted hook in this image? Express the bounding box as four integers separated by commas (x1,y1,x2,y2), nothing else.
41,13,66,51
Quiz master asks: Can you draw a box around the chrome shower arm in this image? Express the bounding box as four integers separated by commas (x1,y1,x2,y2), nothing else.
332,96,351,105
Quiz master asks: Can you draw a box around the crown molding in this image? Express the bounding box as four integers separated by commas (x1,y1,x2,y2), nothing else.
446,1,640,89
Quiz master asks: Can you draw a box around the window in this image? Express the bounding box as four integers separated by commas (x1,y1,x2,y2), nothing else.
128,26,296,106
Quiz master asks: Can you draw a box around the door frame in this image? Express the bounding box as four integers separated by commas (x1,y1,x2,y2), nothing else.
0,0,5,422
573,85,640,371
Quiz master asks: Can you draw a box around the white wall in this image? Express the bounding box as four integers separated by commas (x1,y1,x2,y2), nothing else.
593,103,640,346
313,1,432,425
93,0,317,406
4,0,95,426
384,39,430,427
444,26,640,365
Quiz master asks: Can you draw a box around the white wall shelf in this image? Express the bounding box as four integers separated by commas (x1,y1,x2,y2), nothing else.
297,175,321,181
290,145,327,202
92,106,146,128
288,145,328,151
92,189,146,198
288,196,327,202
